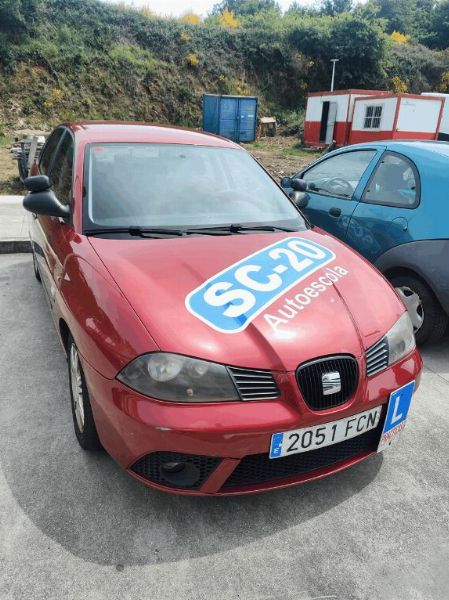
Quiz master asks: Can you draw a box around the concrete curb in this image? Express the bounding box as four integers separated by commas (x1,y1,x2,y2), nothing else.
0,240,31,254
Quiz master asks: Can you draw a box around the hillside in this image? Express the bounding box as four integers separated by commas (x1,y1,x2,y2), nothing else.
1,0,449,134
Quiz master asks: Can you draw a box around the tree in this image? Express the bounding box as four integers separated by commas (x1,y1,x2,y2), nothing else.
365,0,435,41
286,2,319,16
428,0,449,48
0,0,41,34
320,0,353,16
211,0,281,16
287,13,387,90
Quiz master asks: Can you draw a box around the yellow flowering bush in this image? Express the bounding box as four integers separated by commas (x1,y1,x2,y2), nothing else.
180,31,192,42
219,8,238,29
391,76,408,93
182,13,201,25
390,31,410,44
186,53,200,67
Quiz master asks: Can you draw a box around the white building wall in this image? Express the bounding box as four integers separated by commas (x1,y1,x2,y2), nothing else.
422,93,449,134
396,97,442,133
352,97,397,131
346,94,382,123
305,94,350,123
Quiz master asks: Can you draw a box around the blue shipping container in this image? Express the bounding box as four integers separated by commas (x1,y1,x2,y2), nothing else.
203,94,258,143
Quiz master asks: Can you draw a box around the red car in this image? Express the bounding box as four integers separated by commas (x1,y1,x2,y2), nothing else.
23,122,422,495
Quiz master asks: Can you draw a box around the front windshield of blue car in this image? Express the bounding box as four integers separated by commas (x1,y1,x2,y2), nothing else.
84,143,306,231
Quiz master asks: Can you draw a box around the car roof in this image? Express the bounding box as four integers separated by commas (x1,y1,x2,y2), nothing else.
340,140,449,159
62,121,241,149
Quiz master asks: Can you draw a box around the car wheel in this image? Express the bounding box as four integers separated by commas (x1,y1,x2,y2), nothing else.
391,275,448,345
32,249,41,282
68,335,102,451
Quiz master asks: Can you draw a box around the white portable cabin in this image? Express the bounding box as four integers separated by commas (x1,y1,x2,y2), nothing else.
349,94,444,144
304,89,389,147
422,92,449,141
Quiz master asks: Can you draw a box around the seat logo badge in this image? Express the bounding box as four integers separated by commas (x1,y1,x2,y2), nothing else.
322,372,341,395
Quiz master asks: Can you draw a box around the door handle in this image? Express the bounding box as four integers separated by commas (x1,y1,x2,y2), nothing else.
329,207,342,218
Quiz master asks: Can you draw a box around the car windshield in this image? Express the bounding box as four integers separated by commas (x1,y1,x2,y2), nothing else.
84,143,306,232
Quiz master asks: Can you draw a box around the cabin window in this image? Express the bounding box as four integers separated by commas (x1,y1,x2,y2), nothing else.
364,105,383,129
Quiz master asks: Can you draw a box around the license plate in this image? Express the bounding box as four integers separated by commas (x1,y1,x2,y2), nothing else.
269,406,382,459
377,380,415,453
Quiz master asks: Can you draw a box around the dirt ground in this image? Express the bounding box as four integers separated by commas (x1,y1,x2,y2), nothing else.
245,136,321,179
0,134,321,195
0,138,25,194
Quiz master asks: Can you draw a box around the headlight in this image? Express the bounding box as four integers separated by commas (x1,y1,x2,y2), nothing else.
386,312,416,366
117,353,239,402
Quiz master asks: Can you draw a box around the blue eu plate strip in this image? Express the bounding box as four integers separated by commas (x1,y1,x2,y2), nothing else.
269,432,285,459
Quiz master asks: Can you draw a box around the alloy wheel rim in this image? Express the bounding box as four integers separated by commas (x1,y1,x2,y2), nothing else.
70,343,85,432
396,286,424,333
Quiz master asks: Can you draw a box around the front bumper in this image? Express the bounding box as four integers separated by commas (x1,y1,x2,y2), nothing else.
82,349,422,495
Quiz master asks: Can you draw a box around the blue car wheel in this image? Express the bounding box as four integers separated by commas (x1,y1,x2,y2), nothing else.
391,274,448,345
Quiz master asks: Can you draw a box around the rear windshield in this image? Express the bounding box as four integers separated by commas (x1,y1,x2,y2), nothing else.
84,143,306,231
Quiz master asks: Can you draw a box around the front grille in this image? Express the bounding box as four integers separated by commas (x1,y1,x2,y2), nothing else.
227,366,280,400
296,355,358,411
366,337,389,377
130,451,221,490
222,420,383,491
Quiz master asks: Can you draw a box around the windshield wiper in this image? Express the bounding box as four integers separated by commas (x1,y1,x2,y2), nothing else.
84,226,232,238
85,224,298,238
231,224,298,233
85,227,186,238
188,224,298,234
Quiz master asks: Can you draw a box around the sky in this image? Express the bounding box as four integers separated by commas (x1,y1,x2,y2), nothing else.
102,0,316,17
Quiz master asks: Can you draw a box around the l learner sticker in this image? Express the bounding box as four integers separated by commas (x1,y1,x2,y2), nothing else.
185,237,335,333
377,380,415,452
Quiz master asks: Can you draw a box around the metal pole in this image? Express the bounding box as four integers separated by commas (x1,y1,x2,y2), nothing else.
27,136,38,172
330,59,339,92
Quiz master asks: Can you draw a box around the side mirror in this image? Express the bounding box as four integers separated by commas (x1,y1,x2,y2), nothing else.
291,178,308,192
289,191,309,210
280,177,292,188
24,175,51,193
23,176,70,219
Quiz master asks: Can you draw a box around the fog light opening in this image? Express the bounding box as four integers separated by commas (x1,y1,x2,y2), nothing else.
160,461,201,488
162,461,184,474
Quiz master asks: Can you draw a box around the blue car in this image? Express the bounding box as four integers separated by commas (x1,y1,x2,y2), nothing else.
281,141,449,344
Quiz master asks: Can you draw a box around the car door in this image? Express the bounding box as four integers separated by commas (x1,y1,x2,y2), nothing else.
347,151,420,262
296,148,383,240
30,127,65,301
238,98,257,143
33,129,75,312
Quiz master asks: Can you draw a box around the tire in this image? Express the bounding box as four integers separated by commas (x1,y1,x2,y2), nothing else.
32,249,41,282
67,335,102,451
391,274,448,345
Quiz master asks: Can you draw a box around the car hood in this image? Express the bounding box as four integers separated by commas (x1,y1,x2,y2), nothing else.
89,229,404,372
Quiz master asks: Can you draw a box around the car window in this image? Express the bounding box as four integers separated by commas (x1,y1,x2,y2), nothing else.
49,132,74,205
362,152,419,208
84,143,306,231
301,150,376,200
39,128,64,176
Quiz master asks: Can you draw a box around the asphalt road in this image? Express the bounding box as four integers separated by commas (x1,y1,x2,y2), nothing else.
1,253,448,600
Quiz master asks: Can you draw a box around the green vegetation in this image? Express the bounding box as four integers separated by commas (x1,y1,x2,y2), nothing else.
245,138,321,159
0,134,26,194
1,0,449,134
